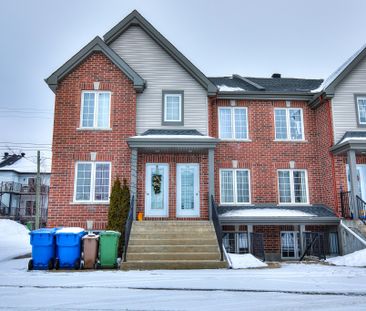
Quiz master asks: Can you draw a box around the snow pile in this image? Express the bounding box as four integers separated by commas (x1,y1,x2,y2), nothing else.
218,85,245,92
0,219,30,262
228,253,267,269
221,208,315,217
327,248,366,267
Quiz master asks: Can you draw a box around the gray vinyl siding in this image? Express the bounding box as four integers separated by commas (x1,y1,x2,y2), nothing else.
110,26,208,135
332,55,366,142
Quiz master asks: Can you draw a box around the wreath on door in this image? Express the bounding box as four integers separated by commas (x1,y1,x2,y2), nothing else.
152,174,162,194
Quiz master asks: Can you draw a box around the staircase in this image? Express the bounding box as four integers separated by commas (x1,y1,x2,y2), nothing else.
121,221,227,270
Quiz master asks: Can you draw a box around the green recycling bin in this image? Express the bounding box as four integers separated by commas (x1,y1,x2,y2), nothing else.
97,230,121,269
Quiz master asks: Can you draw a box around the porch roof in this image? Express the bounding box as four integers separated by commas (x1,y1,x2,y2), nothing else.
127,129,218,152
218,204,339,225
331,131,366,155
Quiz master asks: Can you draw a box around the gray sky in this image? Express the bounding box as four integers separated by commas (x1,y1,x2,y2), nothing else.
1,0,365,160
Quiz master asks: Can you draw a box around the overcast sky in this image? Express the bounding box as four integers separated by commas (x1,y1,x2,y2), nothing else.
0,0,365,160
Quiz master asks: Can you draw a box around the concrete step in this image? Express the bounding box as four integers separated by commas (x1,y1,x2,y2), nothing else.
133,221,211,226
127,252,221,261
131,227,215,233
130,232,216,240
128,245,219,254
129,238,218,246
121,260,228,270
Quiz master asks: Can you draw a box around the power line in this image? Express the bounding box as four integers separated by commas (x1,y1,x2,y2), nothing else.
0,142,52,146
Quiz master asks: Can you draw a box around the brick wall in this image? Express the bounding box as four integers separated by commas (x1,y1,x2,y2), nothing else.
47,52,136,229
211,99,330,207
136,152,209,220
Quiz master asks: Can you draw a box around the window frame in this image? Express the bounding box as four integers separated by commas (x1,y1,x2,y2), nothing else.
162,90,184,125
355,95,366,127
80,91,111,129
219,168,251,205
73,161,112,204
277,169,309,205
218,107,249,141
274,107,305,141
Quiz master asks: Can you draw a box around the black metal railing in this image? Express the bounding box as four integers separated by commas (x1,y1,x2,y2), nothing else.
123,195,134,262
0,181,49,194
211,195,224,261
340,191,352,219
300,232,326,261
356,195,366,224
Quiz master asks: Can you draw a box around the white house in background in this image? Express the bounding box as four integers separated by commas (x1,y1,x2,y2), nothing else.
0,153,51,227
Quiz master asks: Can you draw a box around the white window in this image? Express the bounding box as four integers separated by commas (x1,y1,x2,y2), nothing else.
220,169,251,204
74,162,111,203
163,93,182,123
274,108,304,140
80,91,111,129
223,231,249,254
357,97,366,125
278,169,309,204
218,107,248,140
281,231,300,259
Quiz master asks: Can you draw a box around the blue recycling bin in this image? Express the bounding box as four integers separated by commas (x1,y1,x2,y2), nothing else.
28,228,58,270
55,228,86,269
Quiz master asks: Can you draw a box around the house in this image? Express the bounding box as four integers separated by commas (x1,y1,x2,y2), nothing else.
0,153,51,228
310,44,366,253
45,10,348,268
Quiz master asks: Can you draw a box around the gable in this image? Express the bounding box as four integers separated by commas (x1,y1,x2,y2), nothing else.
104,10,217,95
45,36,145,93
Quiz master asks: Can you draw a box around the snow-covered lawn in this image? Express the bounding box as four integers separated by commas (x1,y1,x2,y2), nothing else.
1,259,366,310
1,220,366,310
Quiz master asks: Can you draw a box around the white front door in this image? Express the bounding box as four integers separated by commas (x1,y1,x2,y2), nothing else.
176,164,200,217
145,164,169,217
347,164,366,200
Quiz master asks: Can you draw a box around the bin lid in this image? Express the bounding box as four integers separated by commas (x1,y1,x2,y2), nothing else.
29,228,57,235
55,227,85,235
82,233,99,240
99,230,121,237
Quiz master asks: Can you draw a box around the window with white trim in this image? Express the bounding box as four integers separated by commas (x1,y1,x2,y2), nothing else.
274,108,304,140
219,107,248,140
80,91,111,129
356,96,366,125
278,169,308,204
163,92,183,123
74,162,111,202
220,169,250,204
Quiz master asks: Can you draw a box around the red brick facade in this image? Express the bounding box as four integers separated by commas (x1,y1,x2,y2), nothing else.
211,99,336,208
47,52,136,229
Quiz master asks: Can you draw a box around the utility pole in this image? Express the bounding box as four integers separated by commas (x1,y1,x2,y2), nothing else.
35,151,41,229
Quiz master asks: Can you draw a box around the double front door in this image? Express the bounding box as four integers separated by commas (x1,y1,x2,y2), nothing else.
145,163,200,217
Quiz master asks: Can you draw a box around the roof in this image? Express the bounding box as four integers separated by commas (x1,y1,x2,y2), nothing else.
218,204,339,224
0,154,23,168
331,131,366,155
209,75,323,98
0,156,51,174
312,43,366,95
103,10,217,95
45,36,145,93
141,129,204,136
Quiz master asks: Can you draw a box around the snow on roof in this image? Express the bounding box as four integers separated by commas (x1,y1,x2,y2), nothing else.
311,43,366,93
221,208,316,217
0,156,51,174
130,135,215,139
218,85,245,92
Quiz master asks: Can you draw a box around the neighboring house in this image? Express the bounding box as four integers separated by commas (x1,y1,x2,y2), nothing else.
311,45,366,252
0,153,51,228
45,10,358,268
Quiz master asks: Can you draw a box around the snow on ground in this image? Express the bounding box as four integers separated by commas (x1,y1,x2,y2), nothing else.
221,208,315,217
327,248,366,267
228,253,267,269
0,219,30,262
1,259,366,310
